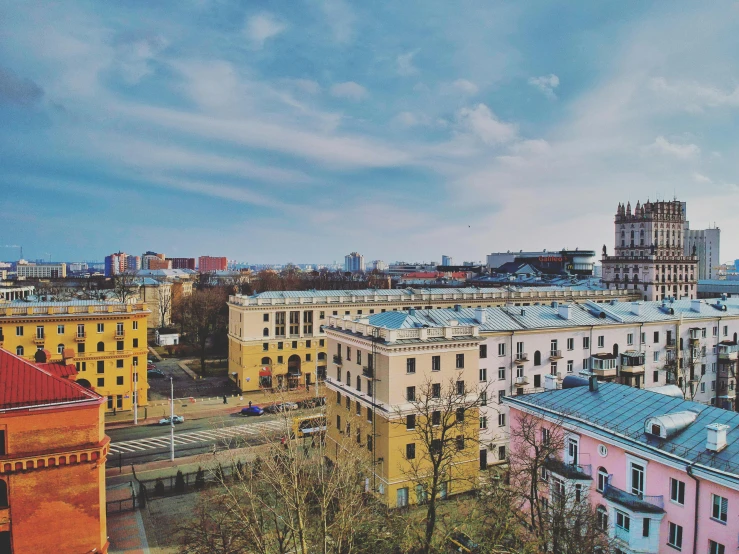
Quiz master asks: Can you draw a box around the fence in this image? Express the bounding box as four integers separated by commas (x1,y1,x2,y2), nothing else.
106,494,138,514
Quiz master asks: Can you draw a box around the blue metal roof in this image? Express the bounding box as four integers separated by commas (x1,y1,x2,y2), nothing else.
504,382,739,477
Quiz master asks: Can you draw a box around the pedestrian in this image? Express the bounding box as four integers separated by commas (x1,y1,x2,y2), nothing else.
223,394,227,404
248,400,252,408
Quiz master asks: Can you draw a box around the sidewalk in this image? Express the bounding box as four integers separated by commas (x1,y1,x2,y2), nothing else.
105,387,324,429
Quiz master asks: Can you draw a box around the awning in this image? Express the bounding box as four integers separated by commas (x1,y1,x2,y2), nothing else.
259,367,272,377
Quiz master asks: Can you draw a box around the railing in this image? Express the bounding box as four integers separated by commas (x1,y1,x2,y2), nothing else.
332,355,343,365
515,352,528,362
33,336,45,345
666,338,676,348
515,376,529,385
362,366,373,378
549,350,562,359
115,330,125,339
614,526,630,543
75,333,86,341
603,480,664,512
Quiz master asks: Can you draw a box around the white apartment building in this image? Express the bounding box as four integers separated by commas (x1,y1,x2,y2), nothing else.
344,252,365,273
16,262,67,279
333,297,739,468
685,227,720,280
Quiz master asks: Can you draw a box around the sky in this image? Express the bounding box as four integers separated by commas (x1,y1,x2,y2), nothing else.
1,1,739,265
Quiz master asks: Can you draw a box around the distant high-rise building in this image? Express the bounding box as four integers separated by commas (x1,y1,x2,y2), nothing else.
344,252,365,272
16,261,67,278
126,254,141,271
684,227,720,280
441,255,453,266
198,256,228,272
141,251,169,270
167,257,196,270
105,251,142,276
601,199,697,300
370,260,387,272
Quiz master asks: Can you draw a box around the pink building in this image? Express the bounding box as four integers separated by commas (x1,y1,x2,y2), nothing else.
504,379,738,554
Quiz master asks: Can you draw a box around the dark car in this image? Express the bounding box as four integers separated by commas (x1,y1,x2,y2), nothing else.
240,406,264,416
298,397,326,409
265,402,298,413
147,362,157,371
446,530,479,553
147,369,166,378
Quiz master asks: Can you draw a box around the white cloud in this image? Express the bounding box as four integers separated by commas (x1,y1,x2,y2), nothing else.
457,103,517,145
393,111,434,128
285,78,321,94
314,0,355,44
396,50,419,76
244,13,286,49
649,77,739,112
450,79,479,95
644,136,700,159
693,172,712,184
528,74,560,99
330,81,368,101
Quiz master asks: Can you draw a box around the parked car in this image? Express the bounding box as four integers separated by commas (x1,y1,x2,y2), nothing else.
445,530,479,553
147,359,155,365
298,397,326,409
147,362,157,370
265,402,299,413
240,406,264,416
147,369,166,378
159,415,184,425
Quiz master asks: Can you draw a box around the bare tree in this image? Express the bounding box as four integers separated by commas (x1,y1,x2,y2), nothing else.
392,377,487,554
111,269,139,304
175,287,228,373
154,278,173,329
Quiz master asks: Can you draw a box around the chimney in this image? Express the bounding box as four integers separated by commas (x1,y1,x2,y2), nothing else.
474,306,486,324
631,302,641,316
551,301,559,309
691,299,701,313
454,304,461,312
544,373,558,390
588,375,599,392
520,308,526,317
409,308,415,316
558,304,571,320
62,347,76,365
706,423,729,452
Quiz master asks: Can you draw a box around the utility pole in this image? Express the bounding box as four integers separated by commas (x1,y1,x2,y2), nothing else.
170,377,175,462
133,375,138,425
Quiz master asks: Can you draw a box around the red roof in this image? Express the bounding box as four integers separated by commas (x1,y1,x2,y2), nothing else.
0,349,100,410
36,362,79,380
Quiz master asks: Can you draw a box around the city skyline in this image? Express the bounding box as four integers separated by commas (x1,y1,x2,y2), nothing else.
2,1,739,263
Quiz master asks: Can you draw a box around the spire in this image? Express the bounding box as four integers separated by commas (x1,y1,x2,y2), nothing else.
626,201,632,215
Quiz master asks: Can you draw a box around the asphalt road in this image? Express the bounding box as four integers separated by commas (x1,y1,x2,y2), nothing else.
106,409,314,467
147,357,239,401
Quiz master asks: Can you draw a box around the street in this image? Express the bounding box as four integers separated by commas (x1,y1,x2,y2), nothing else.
146,356,238,401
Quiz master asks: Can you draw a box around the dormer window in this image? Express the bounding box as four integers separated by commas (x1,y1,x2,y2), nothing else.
650,424,661,436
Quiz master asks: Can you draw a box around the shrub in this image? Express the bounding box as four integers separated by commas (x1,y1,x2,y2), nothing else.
174,470,185,493
195,466,205,489
154,478,165,496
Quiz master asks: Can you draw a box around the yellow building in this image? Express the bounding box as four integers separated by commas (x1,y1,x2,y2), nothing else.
0,300,149,413
227,287,639,393
324,313,482,507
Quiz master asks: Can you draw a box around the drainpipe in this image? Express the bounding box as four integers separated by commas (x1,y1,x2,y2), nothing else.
715,316,722,408
686,462,700,554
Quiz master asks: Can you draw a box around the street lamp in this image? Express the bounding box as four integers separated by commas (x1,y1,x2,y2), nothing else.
169,376,175,462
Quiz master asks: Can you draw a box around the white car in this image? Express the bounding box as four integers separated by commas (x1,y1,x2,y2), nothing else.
159,415,184,425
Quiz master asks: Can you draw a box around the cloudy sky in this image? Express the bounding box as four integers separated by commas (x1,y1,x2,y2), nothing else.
1,1,738,264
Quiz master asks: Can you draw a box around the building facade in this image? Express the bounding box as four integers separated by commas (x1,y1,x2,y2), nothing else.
344,252,365,273
0,348,110,553
167,257,196,270
15,262,66,279
0,300,149,413
487,250,597,276
602,200,698,301
198,256,227,272
227,287,642,394
441,255,453,266
685,228,720,281
324,315,481,507
104,252,140,276
504,381,739,554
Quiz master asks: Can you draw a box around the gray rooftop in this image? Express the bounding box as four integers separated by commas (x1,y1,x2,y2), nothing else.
504,382,739,480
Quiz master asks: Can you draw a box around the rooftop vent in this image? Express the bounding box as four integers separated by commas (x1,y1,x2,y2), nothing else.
631,302,642,316
691,299,702,313
409,308,415,316
551,301,559,309
644,411,698,439
454,304,461,312
520,308,526,316
474,306,486,324
558,304,572,320
706,423,730,452
588,375,598,392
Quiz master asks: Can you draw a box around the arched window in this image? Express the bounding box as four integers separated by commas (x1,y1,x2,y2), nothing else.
346,371,351,386
261,357,271,366
356,376,361,392
263,327,269,337
15,346,23,356
0,480,7,508
97,341,105,352
57,343,65,354
612,344,618,357
597,467,608,492
534,351,541,366
596,505,608,530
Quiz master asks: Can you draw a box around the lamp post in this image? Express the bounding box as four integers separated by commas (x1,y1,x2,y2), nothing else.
314,325,324,398
169,376,175,462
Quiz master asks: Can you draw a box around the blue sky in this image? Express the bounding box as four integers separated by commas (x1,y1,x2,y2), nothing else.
1,1,738,264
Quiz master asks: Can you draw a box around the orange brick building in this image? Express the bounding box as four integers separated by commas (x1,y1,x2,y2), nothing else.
0,349,109,553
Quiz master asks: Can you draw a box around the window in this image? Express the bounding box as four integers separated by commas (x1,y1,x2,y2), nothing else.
57,324,64,334
456,408,465,422
133,338,138,347
597,335,604,348
498,367,505,380
498,445,506,460
723,325,728,337
583,336,590,349
642,517,650,537
479,367,487,381
516,366,524,378
406,386,415,401
263,328,269,337
116,359,124,368
15,346,23,356
615,510,630,533
711,494,728,523
653,331,659,343
479,344,487,358
116,376,124,385
582,358,589,370
262,342,269,351
97,378,104,387
77,324,85,337
709,540,726,554
455,435,465,451
670,478,685,505
345,395,350,409
275,312,286,336
432,411,441,426
367,434,372,452
15,326,23,336
653,351,660,362
278,342,283,350
456,380,465,394
550,362,557,375
366,406,372,422
406,414,416,430
498,390,505,402
97,361,104,373
432,383,441,398
534,374,541,387
498,413,506,427
346,347,351,361
667,522,682,549
567,437,579,465
566,360,573,373
336,391,341,405
596,506,608,530
567,338,574,350
406,443,415,459
456,354,464,368
263,313,269,322
480,416,487,429
292,341,298,349
712,326,718,336
597,467,608,492
97,323,104,333
77,343,85,353
133,320,138,330
356,350,361,365
480,391,487,406
116,340,123,351
406,358,416,374
431,439,442,454
431,355,440,371
96,341,104,352
630,462,645,496
627,333,634,345
497,343,506,356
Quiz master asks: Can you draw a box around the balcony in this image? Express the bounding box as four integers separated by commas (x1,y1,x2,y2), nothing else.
515,352,529,362
515,375,529,386
666,338,677,349
32,336,46,345
549,350,562,360
619,351,645,374
332,355,343,365
718,342,738,361
74,333,86,342
614,526,630,543
362,365,374,378
603,481,664,514
544,457,592,480
114,330,125,339
591,354,618,378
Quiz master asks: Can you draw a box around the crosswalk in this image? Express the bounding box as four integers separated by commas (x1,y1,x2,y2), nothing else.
109,420,287,454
